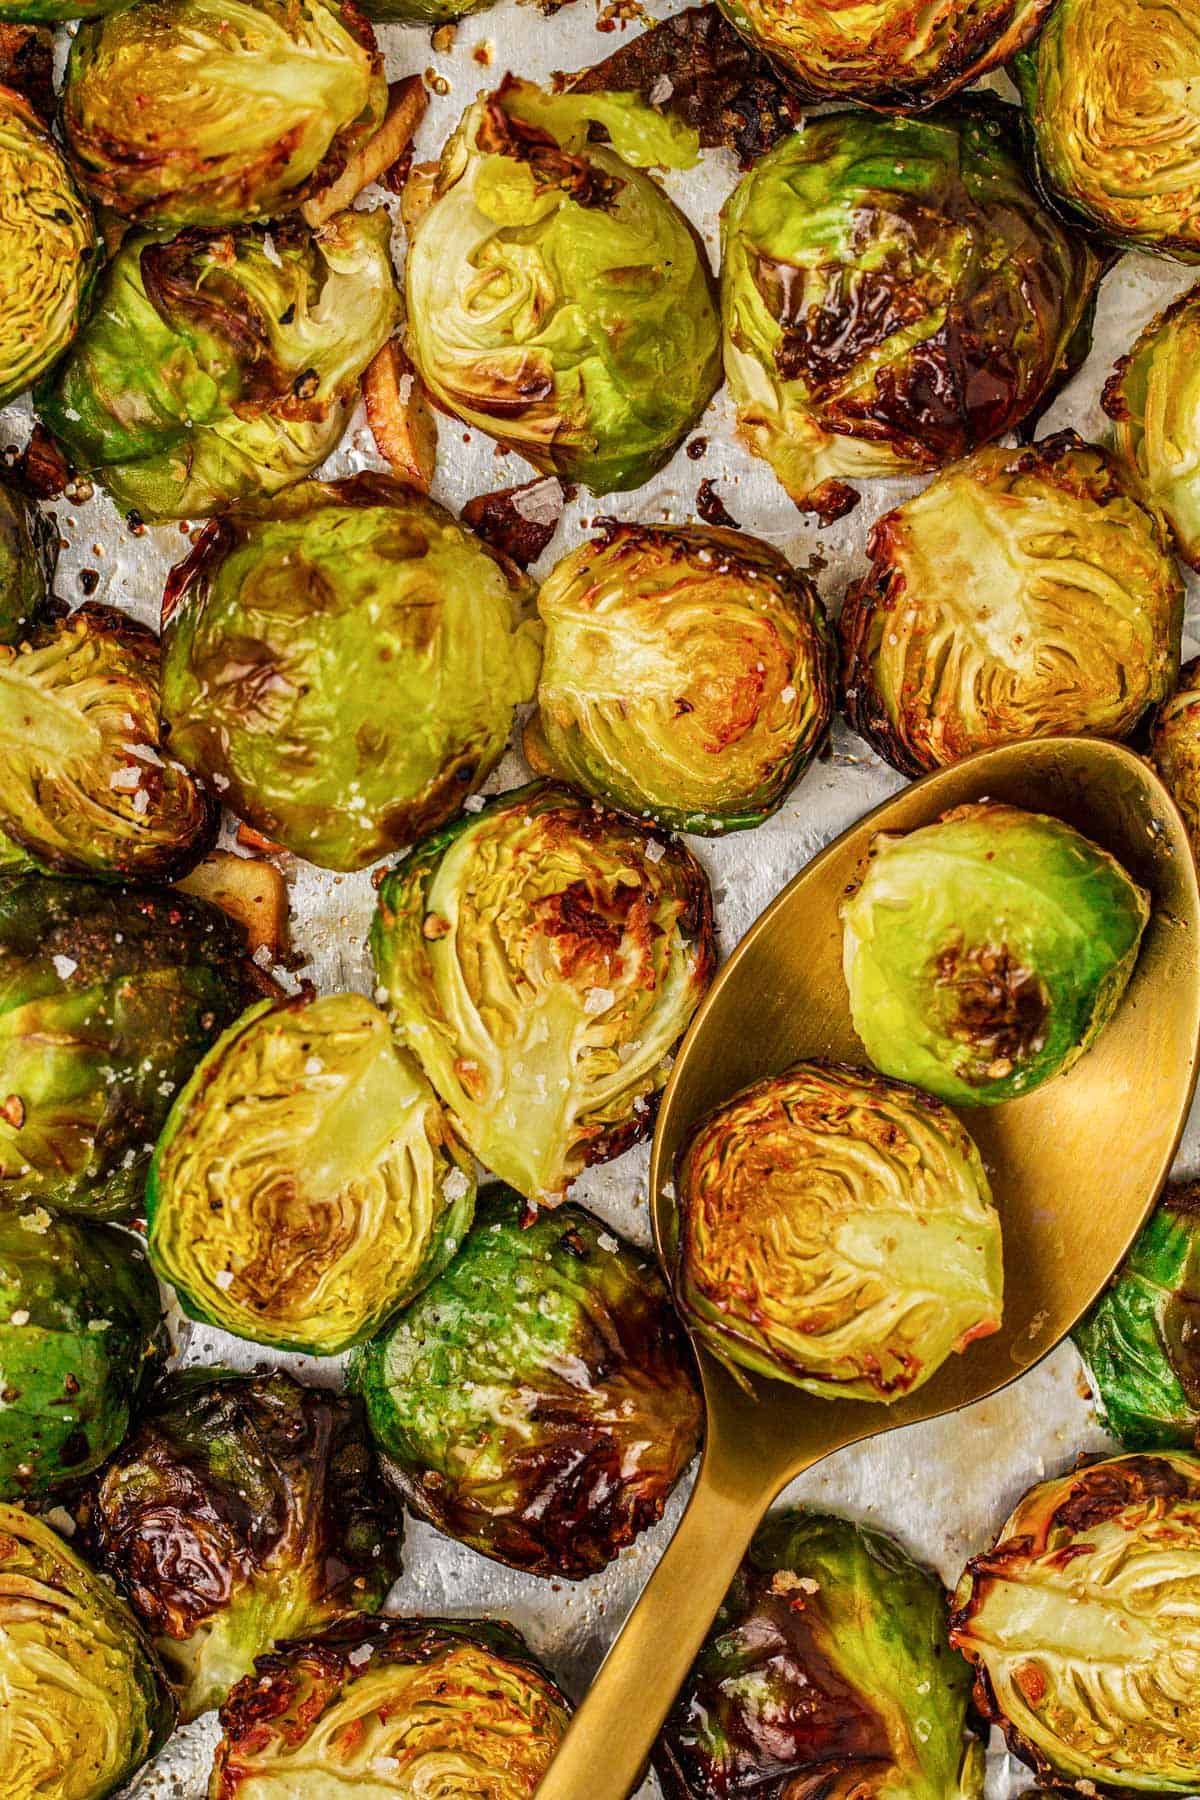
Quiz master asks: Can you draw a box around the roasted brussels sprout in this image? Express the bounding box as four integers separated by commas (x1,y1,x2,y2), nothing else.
82,1369,404,1721
840,434,1183,775
657,1506,984,1799
1152,658,1200,856
524,521,833,833
0,0,127,15
1073,1182,1200,1449
1105,284,1200,569
1015,0,1200,259
0,1503,175,1799
0,471,53,644
717,0,1053,109
211,1616,570,1797
0,606,215,880
951,1452,1200,1793
842,804,1149,1106
370,780,716,1201
405,77,721,495
359,0,493,19
37,212,400,523
160,476,540,871
147,991,476,1355
0,875,260,1219
0,1213,165,1500
0,86,96,406
721,103,1104,520
62,0,387,229
674,1061,1002,1398
352,1184,701,1578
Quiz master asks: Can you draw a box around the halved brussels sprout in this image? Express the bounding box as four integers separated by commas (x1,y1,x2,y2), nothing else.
0,0,127,15
674,1061,1002,1398
951,1452,1200,1793
0,472,54,644
721,102,1104,520
0,1213,165,1500
211,1617,570,1798
0,1503,175,1799
82,1369,403,1722
359,0,493,18
352,1184,701,1578
1152,658,1200,856
62,0,387,228
1105,284,1200,569
147,991,476,1355
0,875,261,1220
657,1506,984,1799
370,779,716,1201
0,86,97,406
405,77,721,495
1074,1182,1200,1449
524,521,833,833
717,0,1053,109
1015,0,1200,259
842,804,1149,1106
839,434,1182,775
160,476,541,872
37,212,400,523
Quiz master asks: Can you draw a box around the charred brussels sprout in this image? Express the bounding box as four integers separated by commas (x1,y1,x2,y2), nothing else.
352,1185,702,1578
0,0,128,15
842,804,1149,1106
1073,1182,1200,1449
62,0,387,229
1105,284,1200,569
951,1452,1200,1792
0,472,53,644
370,780,716,1201
657,1507,984,1800
36,212,400,523
0,1214,165,1500
82,1369,403,1721
840,434,1182,775
211,1616,570,1797
0,1503,175,1800
674,1062,1002,1398
359,0,493,18
1015,0,1200,259
524,521,833,833
1152,658,1200,856
0,86,96,406
160,477,540,871
0,876,260,1219
721,103,1104,521
405,77,721,495
147,991,476,1355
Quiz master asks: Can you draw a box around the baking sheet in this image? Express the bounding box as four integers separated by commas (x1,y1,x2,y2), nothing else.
5,8,1200,1792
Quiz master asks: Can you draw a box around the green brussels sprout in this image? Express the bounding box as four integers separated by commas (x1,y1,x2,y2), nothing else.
62,0,387,229
352,1184,702,1578
674,1061,1002,1398
159,476,541,872
211,1616,571,1797
1105,284,1200,569
0,875,262,1220
147,991,476,1355
657,1506,985,1800
1015,0,1200,259
1152,657,1200,857
0,1502,175,1800
841,804,1150,1106
0,605,216,880
1073,1182,1200,1449
524,520,833,834
36,212,400,523
370,779,716,1201
358,0,492,19
0,0,127,15
716,0,1053,109
0,1213,165,1500
81,1369,404,1722
0,471,54,645
951,1452,1200,1793
0,86,97,406
721,102,1105,521
840,434,1183,776
405,77,721,495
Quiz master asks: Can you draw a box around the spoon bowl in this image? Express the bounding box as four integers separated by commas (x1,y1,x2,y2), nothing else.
537,737,1200,1800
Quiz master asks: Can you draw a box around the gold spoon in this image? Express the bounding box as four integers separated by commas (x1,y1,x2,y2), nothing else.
537,735,1200,1800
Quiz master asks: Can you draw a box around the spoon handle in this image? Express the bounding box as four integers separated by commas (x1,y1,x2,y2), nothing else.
536,1441,776,1800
